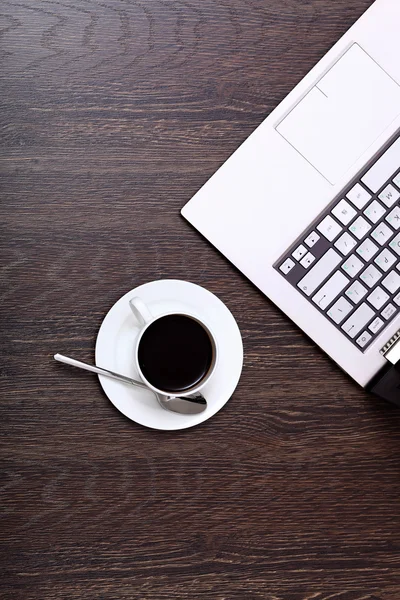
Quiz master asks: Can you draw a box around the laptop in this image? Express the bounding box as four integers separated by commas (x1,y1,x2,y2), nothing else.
181,0,400,405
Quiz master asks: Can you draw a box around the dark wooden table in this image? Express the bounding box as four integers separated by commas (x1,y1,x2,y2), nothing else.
2,0,400,598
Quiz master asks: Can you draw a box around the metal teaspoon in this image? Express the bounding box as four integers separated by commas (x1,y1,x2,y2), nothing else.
54,354,207,415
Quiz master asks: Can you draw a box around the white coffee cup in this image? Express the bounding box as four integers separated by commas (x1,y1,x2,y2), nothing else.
129,297,218,397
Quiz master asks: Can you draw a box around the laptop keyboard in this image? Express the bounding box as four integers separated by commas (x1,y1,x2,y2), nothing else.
275,131,400,352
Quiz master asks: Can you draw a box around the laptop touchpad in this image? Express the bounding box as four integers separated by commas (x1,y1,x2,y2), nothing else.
276,44,400,185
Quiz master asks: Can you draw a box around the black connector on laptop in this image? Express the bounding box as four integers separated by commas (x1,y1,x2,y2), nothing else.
368,330,400,405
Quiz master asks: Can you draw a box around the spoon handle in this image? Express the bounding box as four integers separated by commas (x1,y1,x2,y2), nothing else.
54,353,149,391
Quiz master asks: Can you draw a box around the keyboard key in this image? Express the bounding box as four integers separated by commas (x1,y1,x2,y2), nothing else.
374,248,396,272
345,280,367,304
297,249,341,296
382,270,400,294
349,216,371,240
356,238,378,261
394,172,400,188
342,254,364,278
346,183,371,209
317,215,342,241
389,232,400,256
386,206,400,230
300,252,315,268
367,286,389,310
292,244,307,261
356,331,372,348
334,232,357,256
304,231,320,248
394,291,400,306
342,303,374,338
327,297,353,324
361,136,400,193
312,271,349,310
378,183,400,208
369,317,384,334
332,199,357,225
363,200,386,224
280,258,295,274
371,222,394,245
360,264,382,288
381,303,396,321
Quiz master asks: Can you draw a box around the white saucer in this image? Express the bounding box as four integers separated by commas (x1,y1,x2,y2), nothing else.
95,280,243,430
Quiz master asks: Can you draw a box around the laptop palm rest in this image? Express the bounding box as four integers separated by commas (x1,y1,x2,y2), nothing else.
276,43,400,185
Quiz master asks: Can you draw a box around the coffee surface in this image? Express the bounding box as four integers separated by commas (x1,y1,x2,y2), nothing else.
138,315,213,393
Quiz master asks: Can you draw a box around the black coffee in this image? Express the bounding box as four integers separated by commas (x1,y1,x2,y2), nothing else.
138,314,214,393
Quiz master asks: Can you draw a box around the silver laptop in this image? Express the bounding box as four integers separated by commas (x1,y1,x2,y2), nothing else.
182,0,400,403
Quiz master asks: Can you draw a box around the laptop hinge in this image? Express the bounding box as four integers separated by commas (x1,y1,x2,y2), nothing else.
367,329,400,407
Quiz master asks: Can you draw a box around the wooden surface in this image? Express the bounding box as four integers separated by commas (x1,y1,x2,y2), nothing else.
2,0,400,598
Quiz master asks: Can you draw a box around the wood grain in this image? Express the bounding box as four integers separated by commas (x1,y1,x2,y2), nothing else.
2,0,400,598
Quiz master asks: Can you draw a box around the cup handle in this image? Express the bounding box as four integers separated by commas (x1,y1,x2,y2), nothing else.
129,296,153,326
